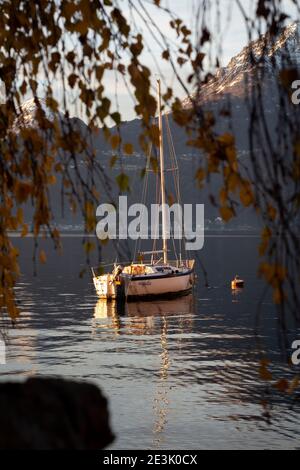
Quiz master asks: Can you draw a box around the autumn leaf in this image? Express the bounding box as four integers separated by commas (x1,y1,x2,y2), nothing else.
111,134,121,149
147,125,160,146
123,143,133,155
7,298,20,320
273,287,285,305
274,379,289,393
15,182,32,204
219,188,228,205
287,376,299,394
220,206,234,222
47,175,57,185
110,155,118,168
68,73,78,88
39,250,47,264
195,168,205,185
239,183,254,207
116,173,130,192
279,68,299,90
21,224,28,238
111,112,121,125
267,205,277,221
85,201,96,233
16,208,23,226
259,359,272,381
218,133,235,147
162,50,170,60
46,96,58,112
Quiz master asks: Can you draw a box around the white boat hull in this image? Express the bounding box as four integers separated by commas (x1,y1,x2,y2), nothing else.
122,271,194,298
93,261,195,301
93,274,122,300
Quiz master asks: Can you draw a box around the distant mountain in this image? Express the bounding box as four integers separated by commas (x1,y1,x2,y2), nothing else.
94,22,300,155
182,21,300,105
12,97,89,135
12,98,63,131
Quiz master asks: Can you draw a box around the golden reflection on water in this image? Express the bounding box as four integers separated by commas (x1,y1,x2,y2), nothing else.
153,316,170,448
93,295,195,336
93,294,195,447
93,300,121,335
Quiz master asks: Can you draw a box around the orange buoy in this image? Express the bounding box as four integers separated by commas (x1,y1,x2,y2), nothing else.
231,275,244,290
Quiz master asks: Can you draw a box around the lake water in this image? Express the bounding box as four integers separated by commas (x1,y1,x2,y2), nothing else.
0,235,299,450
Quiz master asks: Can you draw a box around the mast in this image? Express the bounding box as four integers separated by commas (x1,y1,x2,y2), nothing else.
157,79,168,264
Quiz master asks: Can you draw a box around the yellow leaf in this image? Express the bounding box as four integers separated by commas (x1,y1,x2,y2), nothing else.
54,163,63,172
47,175,57,185
228,173,240,192
226,146,237,164
273,287,284,305
220,206,234,222
21,224,28,238
219,188,228,205
85,201,96,233
16,208,23,225
39,250,47,264
7,298,20,320
116,173,130,192
267,204,277,221
111,134,121,149
150,157,158,173
239,183,254,207
218,132,235,146
110,155,118,168
123,143,133,155
195,168,205,182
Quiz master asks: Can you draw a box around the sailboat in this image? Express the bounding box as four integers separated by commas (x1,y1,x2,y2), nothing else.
92,79,195,300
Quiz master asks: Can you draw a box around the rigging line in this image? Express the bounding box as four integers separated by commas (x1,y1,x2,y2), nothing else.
170,221,178,262
151,122,161,261
134,141,152,261
152,164,161,262
166,114,182,206
165,113,185,260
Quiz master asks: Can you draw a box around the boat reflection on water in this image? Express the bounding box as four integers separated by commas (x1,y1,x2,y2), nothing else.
93,294,195,336
231,287,244,303
93,294,196,447
93,299,122,335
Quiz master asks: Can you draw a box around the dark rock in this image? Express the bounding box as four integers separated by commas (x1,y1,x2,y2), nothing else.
0,377,114,449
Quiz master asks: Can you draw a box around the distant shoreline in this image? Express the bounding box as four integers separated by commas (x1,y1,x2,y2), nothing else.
7,230,264,239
